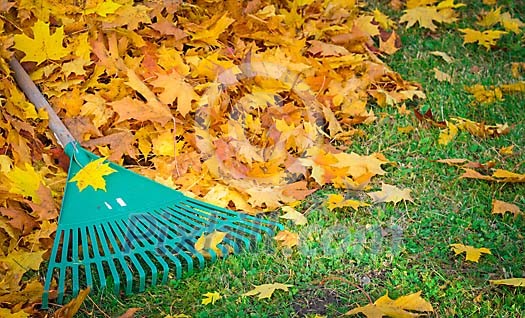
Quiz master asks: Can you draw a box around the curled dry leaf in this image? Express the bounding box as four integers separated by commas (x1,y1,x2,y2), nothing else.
490,278,525,287
492,199,522,217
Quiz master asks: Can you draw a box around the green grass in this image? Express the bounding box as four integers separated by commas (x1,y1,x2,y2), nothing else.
73,2,524,317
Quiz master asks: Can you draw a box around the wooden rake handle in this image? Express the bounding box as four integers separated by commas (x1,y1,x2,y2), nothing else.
9,58,77,147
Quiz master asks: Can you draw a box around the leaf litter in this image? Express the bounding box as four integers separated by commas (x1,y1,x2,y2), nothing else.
0,0,523,315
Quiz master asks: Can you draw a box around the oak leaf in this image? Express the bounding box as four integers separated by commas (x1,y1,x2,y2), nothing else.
201,291,221,305
492,199,522,217
13,20,70,64
449,244,491,262
367,183,414,205
489,278,525,287
279,206,307,226
345,291,434,317
69,157,117,192
243,283,293,300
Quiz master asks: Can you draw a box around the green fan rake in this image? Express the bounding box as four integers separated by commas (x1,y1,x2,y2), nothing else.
9,58,283,309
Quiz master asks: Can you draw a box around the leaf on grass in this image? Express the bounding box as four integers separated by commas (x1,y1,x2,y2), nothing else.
201,291,222,305
54,287,91,318
459,28,507,50
195,231,227,257
345,291,434,317
400,6,444,31
498,145,514,156
438,121,458,145
69,157,117,192
243,283,293,300
490,278,525,287
464,84,503,104
279,206,307,225
326,193,370,211
449,243,491,262
492,199,522,217
117,308,141,318
430,50,454,63
274,230,299,248
450,117,509,138
460,168,525,183
13,20,70,64
500,12,524,34
367,183,413,205
433,67,452,82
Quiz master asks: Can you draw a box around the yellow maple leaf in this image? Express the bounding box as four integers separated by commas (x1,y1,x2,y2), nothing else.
83,0,122,17
400,6,444,31
279,206,307,226
243,283,293,300
13,20,70,64
373,9,396,30
449,243,491,262
195,231,228,257
500,12,524,34
490,278,525,287
492,199,522,217
438,121,458,145
201,291,222,305
476,7,501,28
326,194,370,211
345,291,434,317
150,72,199,117
498,145,514,156
6,163,43,203
191,13,235,46
464,84,503,104
69,157,117,192
367,183,414,205
273,230,299,248
459,28,507,50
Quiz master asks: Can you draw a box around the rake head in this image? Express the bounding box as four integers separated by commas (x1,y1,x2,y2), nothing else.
42,144,283,308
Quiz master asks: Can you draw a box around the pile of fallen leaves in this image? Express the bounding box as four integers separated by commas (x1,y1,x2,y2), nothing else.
3,0,523,316
0,0,424,314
